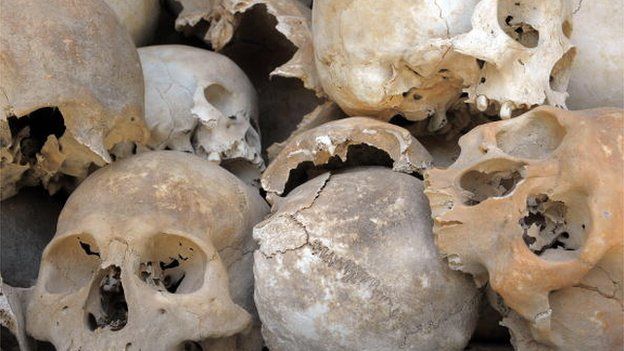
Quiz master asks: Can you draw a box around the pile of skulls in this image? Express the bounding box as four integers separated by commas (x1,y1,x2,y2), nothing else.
0,0,622,350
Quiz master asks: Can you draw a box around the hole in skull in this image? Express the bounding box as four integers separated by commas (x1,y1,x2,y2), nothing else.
84,266,128,332
7,107,66,162
79,241,100,257
282,144,395,195
497,1,540,48
520,194,585,257
549,48,577,95
496,110,566,159
181,341,204,351
138,234,206,294
389,114,417,127
460,160,524,205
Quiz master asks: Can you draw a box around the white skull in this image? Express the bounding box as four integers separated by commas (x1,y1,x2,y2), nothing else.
104,0,161,46
0,0,148,200
138,45,263,183
425,107,623,347
254,167,480,350
26,151,269,350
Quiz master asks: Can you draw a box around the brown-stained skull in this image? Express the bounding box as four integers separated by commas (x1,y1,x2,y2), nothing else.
25,151,268,350
425,107,623,346
0,0,148,200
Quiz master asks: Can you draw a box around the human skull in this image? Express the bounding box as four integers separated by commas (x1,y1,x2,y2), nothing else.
567,1,624,109
26,151,269,350
312,0,481,128
424,107,623,345
276,0,577,126
0,0,148,200
453,0,576,115
254,167,481,350
104,0,161,46
138,45,263,182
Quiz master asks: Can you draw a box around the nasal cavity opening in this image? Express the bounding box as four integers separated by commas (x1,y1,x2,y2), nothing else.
7,107,66,162
85,265,128,332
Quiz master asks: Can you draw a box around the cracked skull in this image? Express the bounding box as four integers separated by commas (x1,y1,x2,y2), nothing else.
0,0,148,200
425,107,623,347
25,151,268,350
254,167,480,350
138,45,263,183
254,119,477,350
306,0,576,127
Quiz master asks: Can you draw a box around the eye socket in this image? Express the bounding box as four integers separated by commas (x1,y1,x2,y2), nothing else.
43,235,101,294
459,159,525,206
495,111,566,160
137,234,206,294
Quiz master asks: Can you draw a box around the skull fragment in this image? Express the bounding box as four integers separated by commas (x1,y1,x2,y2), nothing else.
425,107,623,346
0,0,148,200
26,151,268,350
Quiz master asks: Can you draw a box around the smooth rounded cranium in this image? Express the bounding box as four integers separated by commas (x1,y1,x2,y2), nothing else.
254,167,480,350
138,45,263,183
26,151,268,350
0,0,148,200
425,107,623,346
